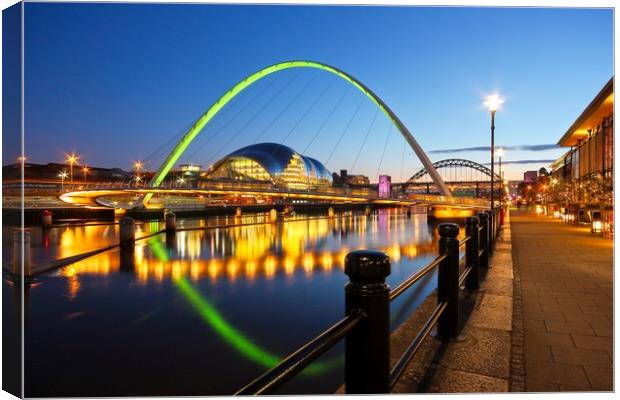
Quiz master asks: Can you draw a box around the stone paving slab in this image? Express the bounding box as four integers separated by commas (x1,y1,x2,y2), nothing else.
510,210,613,392
392,214,514,394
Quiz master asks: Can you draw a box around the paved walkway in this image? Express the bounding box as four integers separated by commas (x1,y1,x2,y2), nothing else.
511,210,613,391
392,214,515,393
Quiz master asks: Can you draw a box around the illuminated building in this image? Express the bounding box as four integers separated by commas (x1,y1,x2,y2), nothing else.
180,164,202,175
550,78,613,235
333,169,370,187
378,175,391,197
205,143,332,190
523,171,538,183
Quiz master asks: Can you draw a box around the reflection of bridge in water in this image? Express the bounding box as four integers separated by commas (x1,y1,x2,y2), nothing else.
56,212,440,298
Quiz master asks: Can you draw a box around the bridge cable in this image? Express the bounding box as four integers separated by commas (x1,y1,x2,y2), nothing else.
252,73,318,145
375,124,394,182
281,80,333,146
301,86,351,155
143,84,254,168
259,80,334,170
184,73,283,164
324,96,365,166
399,140,406,183
350,107,379,174
142,119,199,169
205,72,300,167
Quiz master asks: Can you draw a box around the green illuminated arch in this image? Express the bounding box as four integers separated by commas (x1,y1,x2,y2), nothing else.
144,60,450,205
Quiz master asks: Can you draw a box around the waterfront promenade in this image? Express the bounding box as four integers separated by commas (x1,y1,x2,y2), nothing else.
511,210,613,391
392,208,613,393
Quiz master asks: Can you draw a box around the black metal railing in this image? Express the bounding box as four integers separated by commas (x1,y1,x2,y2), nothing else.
235,207,501,395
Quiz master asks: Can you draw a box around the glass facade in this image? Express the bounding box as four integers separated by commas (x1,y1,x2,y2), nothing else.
205,143,332,190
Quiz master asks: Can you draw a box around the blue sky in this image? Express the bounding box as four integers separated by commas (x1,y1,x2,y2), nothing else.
13,3,614,180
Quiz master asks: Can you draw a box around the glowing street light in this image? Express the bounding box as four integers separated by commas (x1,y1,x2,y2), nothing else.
134,161,144,187
66,153,79,184
497,147,506,204
484,94,504,210
82,166,89,183
58,170,68,191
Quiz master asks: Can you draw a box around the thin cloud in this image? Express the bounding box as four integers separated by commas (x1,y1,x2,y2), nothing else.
429,144,559,154
482,159,555,165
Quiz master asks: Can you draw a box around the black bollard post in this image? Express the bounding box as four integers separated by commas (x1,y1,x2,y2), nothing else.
437,223,460,341
41,210,52,229
165,211,177,233
344,250,391,394
465,216,480,290
478,212,489,269
119,217,136,249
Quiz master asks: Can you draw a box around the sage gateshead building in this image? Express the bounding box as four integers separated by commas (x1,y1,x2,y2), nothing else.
205,143,332,190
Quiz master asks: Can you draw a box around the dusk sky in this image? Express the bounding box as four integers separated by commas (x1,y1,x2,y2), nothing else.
11,3,614,180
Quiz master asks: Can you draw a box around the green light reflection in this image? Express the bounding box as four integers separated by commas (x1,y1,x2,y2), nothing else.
145,236,342,377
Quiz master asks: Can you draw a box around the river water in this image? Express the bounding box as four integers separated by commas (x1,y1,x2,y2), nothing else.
3,209,462,396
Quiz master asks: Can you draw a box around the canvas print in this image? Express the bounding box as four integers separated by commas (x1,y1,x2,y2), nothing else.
2,1,614,397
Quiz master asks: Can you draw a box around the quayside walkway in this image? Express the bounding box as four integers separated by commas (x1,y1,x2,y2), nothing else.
392,211,514,393
511,209,613,391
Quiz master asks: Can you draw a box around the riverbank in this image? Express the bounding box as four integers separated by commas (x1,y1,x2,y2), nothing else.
390,211,513,393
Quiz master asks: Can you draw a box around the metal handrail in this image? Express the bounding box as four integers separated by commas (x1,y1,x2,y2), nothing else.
389,301,448,388
235,213,498,395
389,254,446,301
458,266,473,287
234,310,364,395
459,235,471,247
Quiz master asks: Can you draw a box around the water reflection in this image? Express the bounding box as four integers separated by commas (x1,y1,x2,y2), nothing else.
56,211,437,286
23,210,450,396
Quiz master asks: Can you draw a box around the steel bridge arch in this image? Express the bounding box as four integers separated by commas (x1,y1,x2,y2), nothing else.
409,158,502,182
144,60,451,205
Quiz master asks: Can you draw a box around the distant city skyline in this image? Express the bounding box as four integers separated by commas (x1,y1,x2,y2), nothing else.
4,3,613,181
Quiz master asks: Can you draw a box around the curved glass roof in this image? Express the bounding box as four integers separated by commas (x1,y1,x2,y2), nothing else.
216,143,331,181
224,143,296,175
305,157,332,180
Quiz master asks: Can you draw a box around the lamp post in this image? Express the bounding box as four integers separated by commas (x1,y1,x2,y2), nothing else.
82,166,89,183
66,153,79,185
59,170,68,192
497,148,505,204
134,161,143,187
483,95,504,210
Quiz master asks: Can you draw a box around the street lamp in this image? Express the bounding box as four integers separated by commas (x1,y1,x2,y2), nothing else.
58,170,68,192
82,166,89,183
497,147,505,203
483,94,504,210
134,161,143,185
66,153,79,184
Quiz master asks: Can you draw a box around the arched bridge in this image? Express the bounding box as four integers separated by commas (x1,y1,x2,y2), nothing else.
55,61,499,210
409,158,502,182
142,60,452,207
